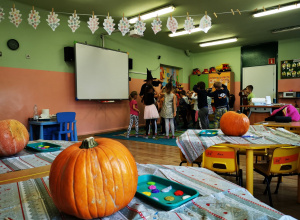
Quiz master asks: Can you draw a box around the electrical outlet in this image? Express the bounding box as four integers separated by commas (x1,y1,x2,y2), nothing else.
26,54,30,59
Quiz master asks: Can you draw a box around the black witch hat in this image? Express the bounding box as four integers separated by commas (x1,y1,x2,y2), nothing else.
144,68,157,81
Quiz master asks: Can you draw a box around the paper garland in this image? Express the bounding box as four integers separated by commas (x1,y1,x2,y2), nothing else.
134,19,146,36
184,16,195,33
9,7,22,27
151,17,162,35
87,15,99,34
46,12,60,31
167,16,178,34
68,13,80,33
199,15,212,33
118,17,130,36
103,16,115,35
28,9,40,29
0,7,5,22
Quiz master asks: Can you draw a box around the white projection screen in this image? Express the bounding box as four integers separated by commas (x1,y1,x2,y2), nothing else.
75,43,129,100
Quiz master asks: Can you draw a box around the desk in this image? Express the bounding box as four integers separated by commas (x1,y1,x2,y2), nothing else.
241,105,283,124
255,121,300,135
177,126,300,200
29,120,78,141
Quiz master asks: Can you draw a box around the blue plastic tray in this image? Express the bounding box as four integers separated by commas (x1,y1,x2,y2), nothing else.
135,174,200,210
198,130,218,137
26,142,61,152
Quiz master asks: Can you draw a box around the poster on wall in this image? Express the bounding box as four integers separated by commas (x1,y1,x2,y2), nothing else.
160,65,179,87
208,73,231,92
281,59,300,79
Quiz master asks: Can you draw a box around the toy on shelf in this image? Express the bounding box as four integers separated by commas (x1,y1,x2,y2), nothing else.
192,68,201,76
202,69,209,74
209,67,217,73
216,63,231,72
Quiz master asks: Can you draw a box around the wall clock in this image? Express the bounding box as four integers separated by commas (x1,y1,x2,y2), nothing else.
7,39,19,50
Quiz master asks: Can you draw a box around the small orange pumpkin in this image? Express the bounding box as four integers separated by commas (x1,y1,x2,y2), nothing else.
49,137,138,219
220,111,250,136
0,119,29,156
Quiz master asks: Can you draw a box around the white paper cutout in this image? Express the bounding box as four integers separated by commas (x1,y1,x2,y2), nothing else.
118,17,130,36
68,13,80,33
199,15,212,33
134,19,146,36
151,18,162,35
87,15,99,34
103,16,115,35
46,12,60,31
28,9,40,29
9,8,22,27
0,7,5,22
184,16,195,33
167,17,178,34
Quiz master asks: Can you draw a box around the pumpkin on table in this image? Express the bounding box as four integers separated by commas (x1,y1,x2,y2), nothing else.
49,137,138,219
220,111,250,136
0,119,29,157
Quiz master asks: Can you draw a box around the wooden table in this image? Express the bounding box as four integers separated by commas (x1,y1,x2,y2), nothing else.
241,105,283,124
255,121,300,135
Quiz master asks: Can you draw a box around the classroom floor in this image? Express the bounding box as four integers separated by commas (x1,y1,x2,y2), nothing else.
78,134,300,219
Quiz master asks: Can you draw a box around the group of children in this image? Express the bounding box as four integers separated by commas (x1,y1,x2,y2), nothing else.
126,78,239,139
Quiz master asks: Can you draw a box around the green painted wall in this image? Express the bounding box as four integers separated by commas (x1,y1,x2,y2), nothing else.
0,0,192,83
192,47,241,82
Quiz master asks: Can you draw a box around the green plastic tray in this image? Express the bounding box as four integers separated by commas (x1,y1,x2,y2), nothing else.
135,174,200,210
26,142,61,152
198,130,218,137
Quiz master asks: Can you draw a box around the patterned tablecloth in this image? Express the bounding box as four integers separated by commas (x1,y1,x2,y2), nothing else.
0,163,296,220
176,125,300,163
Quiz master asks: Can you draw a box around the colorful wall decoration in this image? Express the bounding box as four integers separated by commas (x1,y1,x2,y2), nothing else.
160,65,179,87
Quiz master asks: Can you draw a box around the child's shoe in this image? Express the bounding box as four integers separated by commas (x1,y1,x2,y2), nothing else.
165,136,170,139
135,134,139,138
152,136,156,139
144,136,148,139
172,136,176,139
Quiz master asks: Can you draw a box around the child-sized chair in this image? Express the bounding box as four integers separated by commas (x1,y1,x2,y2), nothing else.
254,146,300,207
52,112,76,141
202,145,243,186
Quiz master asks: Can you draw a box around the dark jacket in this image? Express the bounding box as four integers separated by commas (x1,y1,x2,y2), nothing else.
193,85,208,109
208,84,228,109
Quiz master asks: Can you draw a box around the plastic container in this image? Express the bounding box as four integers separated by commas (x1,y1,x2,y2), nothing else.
26,142,61,152
198,130,218,137
135,174,200,210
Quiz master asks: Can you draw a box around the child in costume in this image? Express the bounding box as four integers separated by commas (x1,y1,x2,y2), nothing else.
193,81,209,129
126,91,139,138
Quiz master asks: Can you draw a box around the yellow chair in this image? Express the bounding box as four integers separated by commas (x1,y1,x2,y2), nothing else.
237,148,269,164
179,149,202,167
254,146,300,207
202,146,243,186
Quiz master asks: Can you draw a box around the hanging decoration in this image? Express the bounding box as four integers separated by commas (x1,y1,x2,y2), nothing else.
151,16,162,35
199,12,212,33
103,13,115,35
28,6,40,29
68,10,80,33
0,7,5,22
166,14,178,34
46,9,60,31
9,5,22,27
184,13,195,34
134,15,146,36
118,14,130,36
87,12,99,34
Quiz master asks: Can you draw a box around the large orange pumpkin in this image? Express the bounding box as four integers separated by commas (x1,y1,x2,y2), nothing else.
49,137,138,219
0,119,29,156
220,111,250,136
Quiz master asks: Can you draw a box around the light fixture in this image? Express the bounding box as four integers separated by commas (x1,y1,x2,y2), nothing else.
272,25,300,33
129,5,175,24
169,27,202,37
253,3,300,18
199,38,238,47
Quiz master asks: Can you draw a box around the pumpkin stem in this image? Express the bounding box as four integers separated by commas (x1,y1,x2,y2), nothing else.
80,137,98,149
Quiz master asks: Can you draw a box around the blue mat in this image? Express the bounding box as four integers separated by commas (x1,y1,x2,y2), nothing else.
95,130,186,147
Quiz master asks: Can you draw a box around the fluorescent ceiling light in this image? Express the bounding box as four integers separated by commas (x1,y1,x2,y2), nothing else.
272,25,300,33
253,3,300,17
129,6,175,24
169,27,202,37
199,38,238,47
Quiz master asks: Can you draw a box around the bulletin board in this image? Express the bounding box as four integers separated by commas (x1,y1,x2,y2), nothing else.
160,65,179,87
281,59,300,79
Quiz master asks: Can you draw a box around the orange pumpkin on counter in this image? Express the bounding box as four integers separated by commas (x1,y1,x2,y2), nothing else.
49,137,138,219
0,119,29,156
220,111,250,136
